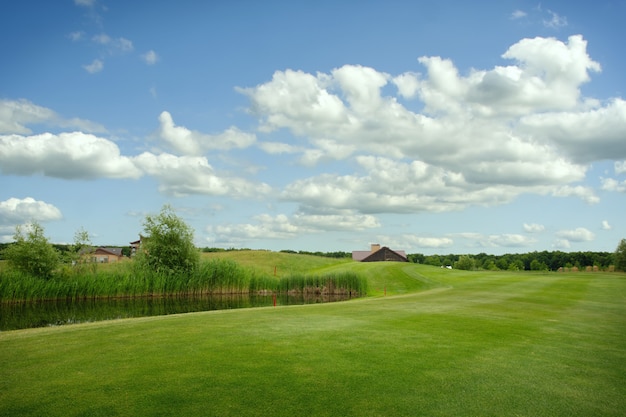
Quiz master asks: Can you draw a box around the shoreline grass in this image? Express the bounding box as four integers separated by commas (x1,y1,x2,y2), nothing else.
1,264,624,416
0,252,367,303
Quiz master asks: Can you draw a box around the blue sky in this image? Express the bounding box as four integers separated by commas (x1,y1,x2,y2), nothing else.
1,0,625,255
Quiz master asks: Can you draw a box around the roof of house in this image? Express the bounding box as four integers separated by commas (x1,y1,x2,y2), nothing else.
94,247,123,257
352,251,374,261
352,246,407,262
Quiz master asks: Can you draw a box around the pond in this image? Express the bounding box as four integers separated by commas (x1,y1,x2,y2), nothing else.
0,293,357,331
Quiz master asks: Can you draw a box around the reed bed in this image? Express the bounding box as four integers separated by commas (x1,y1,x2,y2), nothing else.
0,258,367,302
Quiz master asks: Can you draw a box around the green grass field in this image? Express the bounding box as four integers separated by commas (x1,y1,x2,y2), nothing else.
1,253,625,416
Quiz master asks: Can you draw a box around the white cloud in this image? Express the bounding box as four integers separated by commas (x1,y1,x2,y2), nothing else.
293,210,380,232
601,177,626,193
552,239,571,249
210,215,299,241
155,111,256,155
258,141,302,155
117,37,133,52
392,72,420,99
615,161,626,175
142,50,159,65
0,99,55,134
83,59,103,74
92,33,111,45
523,223,545,233
74,0,96,6
552,185,599,204
0,132,141,179
519,99,626,163
0,197,62,225
0,99,106,134
511,10,527,19
601,220,612,230
207,209,379,245
399,235,454,249
457,232,537,248
543,10,568,28
555,227,595,242
68,31,84,41
236,69,349,135
240,35,611,213
281,155,582,215
0,99,107,134
92,34,133,52
132,152,270,198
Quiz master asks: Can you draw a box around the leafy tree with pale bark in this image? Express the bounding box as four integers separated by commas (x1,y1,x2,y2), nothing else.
2,222,60,279
136,205,199,275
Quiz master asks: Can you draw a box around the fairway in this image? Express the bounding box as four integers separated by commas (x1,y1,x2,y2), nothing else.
1,263,625,416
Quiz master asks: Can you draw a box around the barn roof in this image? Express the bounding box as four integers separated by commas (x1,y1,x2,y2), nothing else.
352,246,408,262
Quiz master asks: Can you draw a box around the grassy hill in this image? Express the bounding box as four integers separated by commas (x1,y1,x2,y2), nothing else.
1,254,625,416
204,250,442,296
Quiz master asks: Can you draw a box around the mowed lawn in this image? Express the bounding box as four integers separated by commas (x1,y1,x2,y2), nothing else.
1,261,625,416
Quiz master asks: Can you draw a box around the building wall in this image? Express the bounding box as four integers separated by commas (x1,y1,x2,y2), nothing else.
91,249,122,263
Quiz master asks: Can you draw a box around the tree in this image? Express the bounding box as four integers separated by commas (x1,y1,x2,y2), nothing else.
455,255,475,271
508,259,525,271
136,205,199,275
66,227,92,264
615,238,626,272
530,259,548,271
2,222,60,279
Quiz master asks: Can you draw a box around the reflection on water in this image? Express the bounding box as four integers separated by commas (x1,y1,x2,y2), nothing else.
0,293,356,331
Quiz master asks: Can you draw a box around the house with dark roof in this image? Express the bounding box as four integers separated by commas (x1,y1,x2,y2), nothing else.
88,247,124,263
352,244,408,262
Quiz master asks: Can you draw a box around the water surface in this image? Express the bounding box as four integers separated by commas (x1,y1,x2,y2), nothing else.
1,293,356,331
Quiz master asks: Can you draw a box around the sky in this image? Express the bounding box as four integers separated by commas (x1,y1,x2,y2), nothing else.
0,0,625,255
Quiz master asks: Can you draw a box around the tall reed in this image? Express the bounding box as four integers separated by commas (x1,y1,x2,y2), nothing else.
0,259,366,302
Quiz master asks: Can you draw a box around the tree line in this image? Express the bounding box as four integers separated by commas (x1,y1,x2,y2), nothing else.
408,247,625,271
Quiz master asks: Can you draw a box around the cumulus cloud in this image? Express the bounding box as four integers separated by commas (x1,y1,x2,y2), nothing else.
457,232,537,248
511,10,527,19
519,99,626,163
292,209,380,231
601,177,626,193
553,239,571,249
392,235,454,250
0,99,107,134
601,220,612,230
92,33,133,52
0,197,62,225
68,31,84,41
132,152,270,198
543,10,568,28
209,214,299,241
551,185,599,204
240,35,614,214
257,141,302,155
555,227,595,242
282,156,546,214
83,59,104,74
155,111,256,155
142,50,159,65
523,223,545,233
207,209,379,245
615,161,626,175
0,132,141,179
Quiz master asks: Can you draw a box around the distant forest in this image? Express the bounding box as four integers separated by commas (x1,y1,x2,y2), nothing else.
0,243,618,272
278,248,618,272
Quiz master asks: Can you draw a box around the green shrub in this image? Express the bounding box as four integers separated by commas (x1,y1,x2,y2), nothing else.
2,222,60,280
